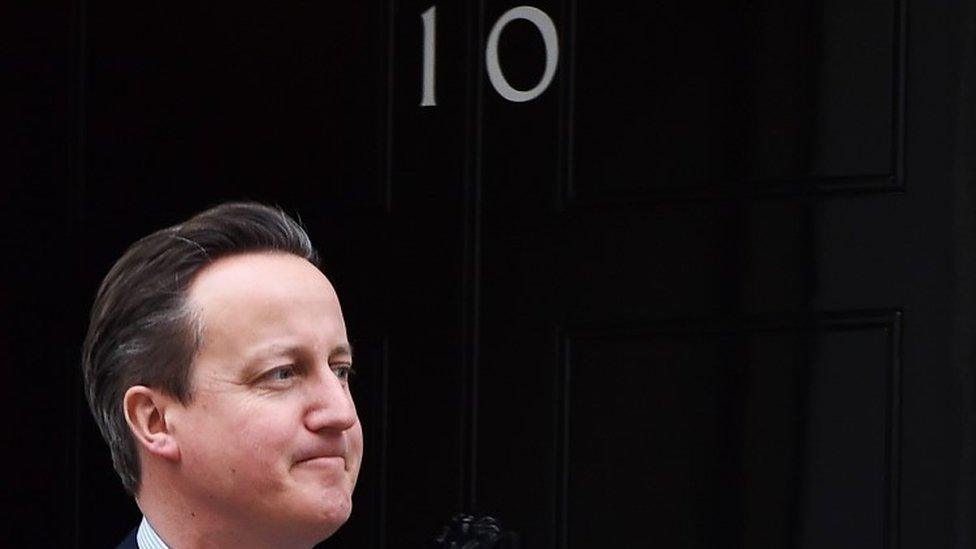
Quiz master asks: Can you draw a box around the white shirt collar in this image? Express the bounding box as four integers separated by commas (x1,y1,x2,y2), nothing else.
137,516,171,549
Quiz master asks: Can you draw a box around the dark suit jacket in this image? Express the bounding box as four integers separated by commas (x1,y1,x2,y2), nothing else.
116,527,138,549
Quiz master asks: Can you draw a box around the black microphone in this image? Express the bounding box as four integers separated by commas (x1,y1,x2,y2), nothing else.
432,513,519,549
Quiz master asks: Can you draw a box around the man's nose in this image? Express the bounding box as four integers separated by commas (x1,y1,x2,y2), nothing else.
303,367,358,432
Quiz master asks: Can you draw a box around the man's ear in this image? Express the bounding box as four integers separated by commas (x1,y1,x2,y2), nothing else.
123,385,181,462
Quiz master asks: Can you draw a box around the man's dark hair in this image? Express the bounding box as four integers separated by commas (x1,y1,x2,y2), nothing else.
82,202,319,495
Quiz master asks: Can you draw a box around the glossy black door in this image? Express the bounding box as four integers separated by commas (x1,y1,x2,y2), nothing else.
447,0,974,548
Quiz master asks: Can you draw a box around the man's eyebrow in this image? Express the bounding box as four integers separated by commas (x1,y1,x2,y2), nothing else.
334,342,354,360
247,342,295,360
252,342,354,362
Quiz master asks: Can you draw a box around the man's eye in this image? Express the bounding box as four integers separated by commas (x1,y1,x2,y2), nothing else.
332,364,355,383
266,365,296,382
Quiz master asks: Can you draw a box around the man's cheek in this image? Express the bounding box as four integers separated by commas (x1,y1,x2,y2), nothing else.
239,431,286,471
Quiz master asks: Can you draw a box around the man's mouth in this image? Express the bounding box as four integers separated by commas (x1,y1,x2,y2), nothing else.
295,455,345,468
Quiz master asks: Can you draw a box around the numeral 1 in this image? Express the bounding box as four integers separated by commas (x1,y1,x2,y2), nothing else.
420,6,437,107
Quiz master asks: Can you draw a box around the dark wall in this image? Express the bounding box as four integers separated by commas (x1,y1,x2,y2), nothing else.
4,1,976,548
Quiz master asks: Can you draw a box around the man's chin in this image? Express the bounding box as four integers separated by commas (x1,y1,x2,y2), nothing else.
302,488,353,536
306,507,351,544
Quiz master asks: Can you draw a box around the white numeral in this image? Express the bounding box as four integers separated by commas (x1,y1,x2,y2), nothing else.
419,5,559,106
485,6,559,103
420,6,437,107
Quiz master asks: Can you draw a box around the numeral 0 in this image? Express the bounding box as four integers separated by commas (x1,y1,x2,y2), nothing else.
420,5,560,106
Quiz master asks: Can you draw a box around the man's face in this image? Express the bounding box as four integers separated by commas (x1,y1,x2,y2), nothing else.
171,252,363,544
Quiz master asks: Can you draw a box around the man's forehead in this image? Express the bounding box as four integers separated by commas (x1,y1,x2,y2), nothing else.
186,252,346,351
189,252,331,296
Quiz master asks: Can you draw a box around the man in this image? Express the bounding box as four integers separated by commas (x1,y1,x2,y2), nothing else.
83,202,363,548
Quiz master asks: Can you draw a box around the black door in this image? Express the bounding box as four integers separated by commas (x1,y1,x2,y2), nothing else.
392,0,976,548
